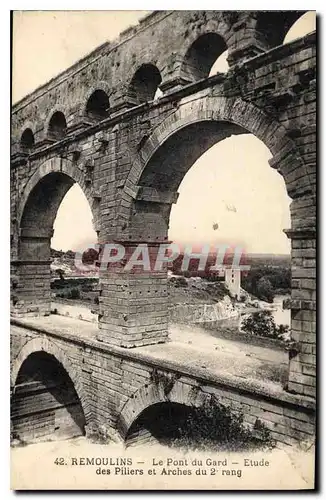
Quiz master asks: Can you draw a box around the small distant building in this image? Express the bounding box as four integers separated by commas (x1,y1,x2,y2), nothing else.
224,268,241,300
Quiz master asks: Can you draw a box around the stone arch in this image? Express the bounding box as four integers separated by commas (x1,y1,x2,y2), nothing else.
124,95,310,210
83,81,111,120
255,11,308,49
11,336,90,421
283,11,316,45
17,156,95,226
43,105,69,140
47,111,67,141
13,156,99,316
117,379,203,438
118,93,315,391
180,32,228,82
128,63,162,105
84,81,111,103
161,19,231,87
18,120,36,143
20,128,35,152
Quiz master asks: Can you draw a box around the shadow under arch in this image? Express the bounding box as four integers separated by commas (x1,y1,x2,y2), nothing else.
128,63,162,105
11,337,90,442
85,89,110,121
20,128,35,153
180,32,228,82
255,11,309,49
117,380,202,439
283,11,316,45
47,111,67,141
11,336,89,413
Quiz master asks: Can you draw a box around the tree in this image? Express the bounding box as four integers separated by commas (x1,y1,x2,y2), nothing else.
256,276,274,303
82,247,99,265
241,265,291,300
241,310,278,338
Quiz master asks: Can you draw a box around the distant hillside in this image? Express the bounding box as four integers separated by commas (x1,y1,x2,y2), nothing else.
245,253,291,267
50,248,291,279
50,248,98,277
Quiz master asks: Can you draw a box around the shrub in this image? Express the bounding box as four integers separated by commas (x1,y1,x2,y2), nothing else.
241,310,278,339
171,396,272,452
67,288,81,300
256,277,274,303
242,310,290,342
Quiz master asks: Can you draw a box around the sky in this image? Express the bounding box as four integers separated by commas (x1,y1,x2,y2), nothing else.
12,11,316,254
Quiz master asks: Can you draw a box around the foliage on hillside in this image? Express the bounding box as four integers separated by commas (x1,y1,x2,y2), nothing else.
241,310,289,341
241,266,291,303
50,248,291,305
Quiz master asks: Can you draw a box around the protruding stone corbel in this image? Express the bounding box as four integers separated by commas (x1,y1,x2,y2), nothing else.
286,128,302,139
60,145,82,163
284,228,316,240
91,187,102,201
135,186,179,204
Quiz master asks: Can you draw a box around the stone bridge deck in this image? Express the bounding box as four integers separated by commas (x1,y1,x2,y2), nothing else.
11,315,315,447
13,315,285,393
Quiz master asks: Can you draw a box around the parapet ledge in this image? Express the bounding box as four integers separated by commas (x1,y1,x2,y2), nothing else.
11,316,316,414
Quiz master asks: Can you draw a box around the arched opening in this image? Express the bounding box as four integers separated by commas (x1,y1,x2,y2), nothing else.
132,118,291,383
283,11,316,44
20,128,34,152
125,402,194,447
51,183,99,314
128,64,162,104
11,351,86,444
256,11,310,49
125,398,264,450
52,183,97,252
85,89,110,121
47,111,67,141
136,121,290,248
169,134,290,255
168,133,291,347
181,33,228,82
17,171,97,316
20,172,76,253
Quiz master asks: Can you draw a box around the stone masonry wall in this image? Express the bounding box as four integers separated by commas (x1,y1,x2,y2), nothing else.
11,380,85,443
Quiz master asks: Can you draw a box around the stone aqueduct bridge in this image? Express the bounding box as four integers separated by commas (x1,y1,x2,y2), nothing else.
11,11,316,446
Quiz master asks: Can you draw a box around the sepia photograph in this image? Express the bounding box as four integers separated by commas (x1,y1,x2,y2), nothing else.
10,8,317,490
